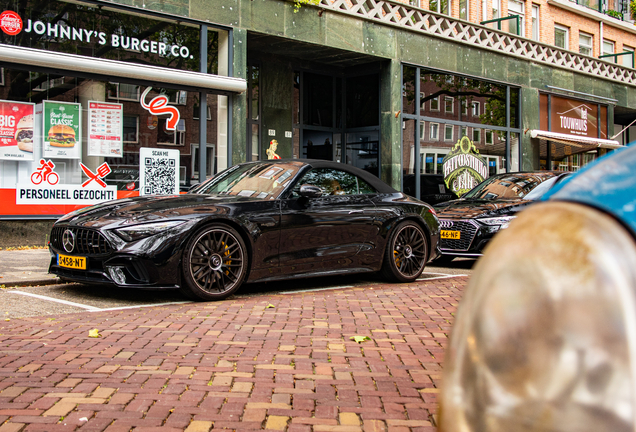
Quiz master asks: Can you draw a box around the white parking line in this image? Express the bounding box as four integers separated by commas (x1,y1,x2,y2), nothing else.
9,291,101,311
417,274,467,281
8,290,190,312
279,285,355,294
94,302,190,312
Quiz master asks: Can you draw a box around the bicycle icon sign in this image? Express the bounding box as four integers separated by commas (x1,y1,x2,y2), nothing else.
31,159,59,185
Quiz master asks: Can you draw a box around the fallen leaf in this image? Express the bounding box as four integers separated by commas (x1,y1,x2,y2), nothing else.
266,304,275,309
79,417,88,422
88,329,101,338
350,336,371,343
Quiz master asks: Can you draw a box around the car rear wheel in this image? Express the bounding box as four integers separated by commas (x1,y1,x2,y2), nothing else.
181,224,248,301
382,221,428,282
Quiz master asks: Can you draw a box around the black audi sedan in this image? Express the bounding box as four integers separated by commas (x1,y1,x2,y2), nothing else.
49,160,440,301
434,171,569,262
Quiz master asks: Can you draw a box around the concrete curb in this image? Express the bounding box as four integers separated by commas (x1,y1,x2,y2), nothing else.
2,277,63,288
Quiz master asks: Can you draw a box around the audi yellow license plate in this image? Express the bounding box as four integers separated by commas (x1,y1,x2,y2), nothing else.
57,254,87,270
441,230,461,240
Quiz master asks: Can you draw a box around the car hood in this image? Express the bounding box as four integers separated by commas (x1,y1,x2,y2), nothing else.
435,198,531,219
56,194,259,229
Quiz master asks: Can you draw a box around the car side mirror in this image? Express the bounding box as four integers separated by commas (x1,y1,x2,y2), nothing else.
299,184,322,198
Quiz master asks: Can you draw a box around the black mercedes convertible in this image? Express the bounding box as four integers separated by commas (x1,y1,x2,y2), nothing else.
48,160,440,301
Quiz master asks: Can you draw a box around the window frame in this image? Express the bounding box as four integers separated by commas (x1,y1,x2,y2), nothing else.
444,124,454,142
485,130,494,145
603,39,616,62
471,101,480,117
508,0,525,37
473,128,481,143
122,115,139,144
623,46,635,67
579,32,593,57
430,122,440,140
444,96,454,114
430,95,440,112
554,24,569,50
108,83,141,101
531,4,540,41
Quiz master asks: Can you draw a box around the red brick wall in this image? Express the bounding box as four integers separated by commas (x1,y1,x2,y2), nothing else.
401,0,636,64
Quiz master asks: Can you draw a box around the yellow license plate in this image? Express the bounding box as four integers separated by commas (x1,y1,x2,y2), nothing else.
58,254,87,270
441,230,461,240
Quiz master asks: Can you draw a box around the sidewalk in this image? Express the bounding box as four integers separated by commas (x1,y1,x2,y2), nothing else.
0,274,466,432
0,249,61,287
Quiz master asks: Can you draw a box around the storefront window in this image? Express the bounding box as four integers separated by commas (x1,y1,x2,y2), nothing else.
402,66,522,199
0,69,219,192
0,0,235,219
535,93,612,172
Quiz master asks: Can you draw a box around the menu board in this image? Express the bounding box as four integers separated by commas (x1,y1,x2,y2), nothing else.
88,101,123,157
43,101,82,159
0,101,35,161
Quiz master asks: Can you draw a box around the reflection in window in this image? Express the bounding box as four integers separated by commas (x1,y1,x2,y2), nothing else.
444,96,454,114
418,72,519,128
473,128,481,143
444,124,454,141
430,96,440,111
294,168,376,196
485,130,494,145
108,83,140,101
430,123,439,140
123,115,138,143
472,101,480,116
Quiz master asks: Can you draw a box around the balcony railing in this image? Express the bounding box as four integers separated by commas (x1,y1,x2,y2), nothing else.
317,0,636,86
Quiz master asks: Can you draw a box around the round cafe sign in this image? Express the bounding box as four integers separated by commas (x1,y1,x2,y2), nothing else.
442,136,488,197
0,11,22,35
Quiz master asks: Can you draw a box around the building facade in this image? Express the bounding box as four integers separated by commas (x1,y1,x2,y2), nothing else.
0,0,634,244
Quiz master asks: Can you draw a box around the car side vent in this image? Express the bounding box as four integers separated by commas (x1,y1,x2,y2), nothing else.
51,226,112,255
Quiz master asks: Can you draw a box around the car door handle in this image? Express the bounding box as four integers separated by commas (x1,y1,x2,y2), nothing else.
348,210,364,214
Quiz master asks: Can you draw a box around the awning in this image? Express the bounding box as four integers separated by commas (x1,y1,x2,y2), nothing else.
0,44,247,94
530,129,622,149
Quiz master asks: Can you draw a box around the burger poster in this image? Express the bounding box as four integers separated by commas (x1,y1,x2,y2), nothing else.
0,101,35,161
43,101,81,159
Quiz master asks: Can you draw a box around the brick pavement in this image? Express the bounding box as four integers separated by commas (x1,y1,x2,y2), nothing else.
0,277,466,432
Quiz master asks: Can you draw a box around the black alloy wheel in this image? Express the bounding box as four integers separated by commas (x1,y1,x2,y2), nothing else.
181,224,248,301
382,221,428,282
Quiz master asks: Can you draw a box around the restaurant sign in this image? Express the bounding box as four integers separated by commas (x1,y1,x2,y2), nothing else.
442,136,488,197
0,1,203,73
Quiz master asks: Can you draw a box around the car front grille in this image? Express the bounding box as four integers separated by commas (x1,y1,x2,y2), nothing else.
439,220,478,251
51,226,112,255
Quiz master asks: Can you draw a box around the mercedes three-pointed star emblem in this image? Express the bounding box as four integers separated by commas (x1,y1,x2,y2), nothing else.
62,229,75,253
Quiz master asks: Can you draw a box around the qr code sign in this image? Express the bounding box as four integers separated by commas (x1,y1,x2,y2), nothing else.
139,148,180,196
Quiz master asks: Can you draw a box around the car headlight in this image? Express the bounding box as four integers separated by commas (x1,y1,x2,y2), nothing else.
477,215,516,229
440,202,636,432
114,221,186,242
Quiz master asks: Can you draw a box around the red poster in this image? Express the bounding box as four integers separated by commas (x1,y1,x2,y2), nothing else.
0,100,35,161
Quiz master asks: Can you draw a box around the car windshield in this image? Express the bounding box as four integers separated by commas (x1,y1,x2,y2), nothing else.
463,173,556,200
190,161,304,200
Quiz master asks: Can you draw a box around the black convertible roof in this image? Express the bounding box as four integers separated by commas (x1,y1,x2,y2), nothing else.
271,159,397,194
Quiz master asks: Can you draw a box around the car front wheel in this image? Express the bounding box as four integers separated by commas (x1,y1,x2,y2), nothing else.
181,224,248,301
382,221,428,282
